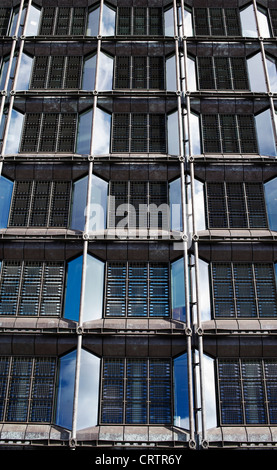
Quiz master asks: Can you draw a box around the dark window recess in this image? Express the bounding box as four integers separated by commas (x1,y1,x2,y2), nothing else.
0,356,56,423
20,113,77,153
194,8,241,36
117,7,163,35
39,7,86,35
0,261,64,316
114,56,164,89
218,359,277,425
202,114,258,154
108,181,168,229
0,8,11,35
101,358,171,424
206,182,268,229
197,57,249,90
105,262,170,317
9,180,71,227
212,262,277,318
112,113,166,153
30,56,82,89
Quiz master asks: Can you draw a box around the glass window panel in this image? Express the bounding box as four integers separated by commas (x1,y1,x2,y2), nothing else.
247,53,267,92
255,109,277,157
82,54,96,90
87,7,100,36
194,179,206,231
101,4,116,36
195,351,217,430
240,5,258,37
55,350,76,430
173,354,189,428
264,177,277,231
198,258,211,322
5,109,24,154
189,112,201,155
92,107,111,155
83,254,105,322
187,57,197,91
77,350,100,429
183,9,193,36
88,174,108,232
257,9,271,37
24,5,40,36
0,57,9,90
97,52,113,91
63,256,83,322
266,56,277,92
171,258,186,322
164,8,174,36
166,55,176,91
70,175,88,231
167,111,179,155
16,53,32,90
169,177,182,231
76,108,93,155
0,176,13,229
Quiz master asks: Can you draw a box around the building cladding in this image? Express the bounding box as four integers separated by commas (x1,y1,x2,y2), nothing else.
0,0,276,453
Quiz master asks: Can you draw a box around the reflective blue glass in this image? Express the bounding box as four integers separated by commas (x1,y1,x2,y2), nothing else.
76,108,93,155
171,258,186,322
82,55,96,90
88,174,108,232
264,177,277,231
169,177,182,231
77,349,100,429
70,176,88,231
64,256,83,321
0,176,13,228
83,254,105,322
55,350,76,430
173,354,189,429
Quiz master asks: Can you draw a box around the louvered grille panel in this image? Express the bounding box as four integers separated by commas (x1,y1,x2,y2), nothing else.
65,56,82,88
48,56,65,88
71,8,86,35
114,56,130,88
133,57,147,88
198,57,215,89
0,8,10,35
58,113,77,152
202,115,221,153
149,56,164,88
117,7,131,35
40,114,59,152
49,182,71,227
30,56,49,89
133,8,147,35
20,114,42,152
39,7,56,35
225,8,241,35
112,114,130,152
231,58,249,89
194,8,209,35
210,8,225,35
149,8,163,35
270,9,277,35
215,58,232,89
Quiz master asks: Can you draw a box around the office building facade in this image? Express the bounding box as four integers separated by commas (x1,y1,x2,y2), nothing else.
0,0,276,451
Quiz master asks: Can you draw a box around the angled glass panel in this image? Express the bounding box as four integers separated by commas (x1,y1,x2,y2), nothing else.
167,111,179,155
87,7,100,36
166,55,176,91
169,177,182,231
171,258,186,322
4,109,24,154
255,109,277,157
240,5,258,37
198,258,211,322
24,5,40,36
173,353,189,429
76,108,93,155
82,54,96,90
92,107,111,155
187,57,197,91
247,53,267,92
101,4,116,36
56,350,77,430
194,179,206,231
266,56,277,92
257,8,271,37
97,52,113,91
88,174,108,232
70,175,88,231
16,53,32,90
64,256,83,322
164,8,174,36
189,112,201,155
83,254,105,322
0,56,10,90
264,177,277,231
77,350,100,429
195,351,217,430
0,176,13,229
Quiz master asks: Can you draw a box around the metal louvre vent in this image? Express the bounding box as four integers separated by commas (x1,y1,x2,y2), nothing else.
0,8,10,35
108,180,168,229
9,180,71,228
194,8,241,36
101,358,171,424
117,7,163,36
114,56,164,90
212,262,277,318
218,359,277,425
0,356,56,423
0,261,64,317
105,261,169,318
20,113,77,153
39,7,86,36
202,114,258,154
30,56,82,90
270,9,277,35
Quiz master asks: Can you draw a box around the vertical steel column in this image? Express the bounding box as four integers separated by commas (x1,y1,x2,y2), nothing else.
173,0,195,444
71,1,103,444
0,0,25,175
179,0,207,445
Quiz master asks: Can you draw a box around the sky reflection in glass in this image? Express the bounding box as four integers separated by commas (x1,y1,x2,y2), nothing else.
83,254,105,322
171,258,186,322
56,350,76,430
0,176,13,229
255,109,277,157
88,174,108,232
173,354,189,429
169,177,182,231
76,108,93,155
264,177,277,231
5,109,23,154
24,5,40,36
77,350,100,430
82,55,96,90
64,256,83,322
70,176,88,231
